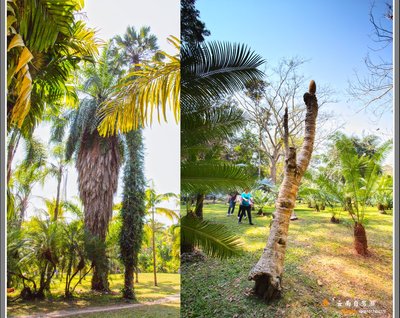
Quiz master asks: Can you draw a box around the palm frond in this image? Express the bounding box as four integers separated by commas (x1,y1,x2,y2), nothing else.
181,215,243,259
181,41,264,108
155,207,179,220
97,36,180,136
22,135,47,167
181,161,254,194
182,104,244,151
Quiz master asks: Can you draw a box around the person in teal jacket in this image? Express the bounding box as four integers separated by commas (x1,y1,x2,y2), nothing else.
238,188,254,225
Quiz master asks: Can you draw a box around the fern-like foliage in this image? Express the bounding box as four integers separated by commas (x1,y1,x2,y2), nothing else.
181,215,243,259
181,162,254,194
181,41,265,108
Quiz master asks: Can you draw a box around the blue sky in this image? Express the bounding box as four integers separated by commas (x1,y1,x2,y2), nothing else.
197,0,393,146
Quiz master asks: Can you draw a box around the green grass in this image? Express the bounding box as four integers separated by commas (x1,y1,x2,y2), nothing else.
181,203,393,318
74,300,180,318
8,273,180,317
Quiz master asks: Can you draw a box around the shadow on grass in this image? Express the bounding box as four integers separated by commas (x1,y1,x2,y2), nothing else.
181,203,393,318
8,273,180,317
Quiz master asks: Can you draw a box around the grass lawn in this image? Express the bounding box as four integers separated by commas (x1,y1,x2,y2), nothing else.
73,300,180,318
8,273,180,317
181,203,393,318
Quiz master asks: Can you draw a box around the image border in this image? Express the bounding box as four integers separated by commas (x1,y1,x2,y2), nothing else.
0,1,398,317
1,0,7,316
394,0,399,316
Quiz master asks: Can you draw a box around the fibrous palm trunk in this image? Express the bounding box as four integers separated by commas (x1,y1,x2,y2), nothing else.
152,207,158,286
120,129,145,299
195,193,204,219
248,81,318,301
77,130,121,292
354,222,368,255
54,166,62,221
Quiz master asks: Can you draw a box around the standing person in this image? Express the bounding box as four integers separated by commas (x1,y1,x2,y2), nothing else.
227,191,238,216
238,188,254,225
236,193,243,218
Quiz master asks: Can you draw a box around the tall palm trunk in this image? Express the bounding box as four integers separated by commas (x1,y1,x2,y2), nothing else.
194,193,204,219
7,129,21,185
53,166,63,221
16,197,28,229
152,207,158,286
120,129,145,299
77,130,121,292
135,267,139,283
249,81,319,301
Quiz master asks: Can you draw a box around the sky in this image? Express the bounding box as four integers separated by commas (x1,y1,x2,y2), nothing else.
197,0,394,163
17,0,180,220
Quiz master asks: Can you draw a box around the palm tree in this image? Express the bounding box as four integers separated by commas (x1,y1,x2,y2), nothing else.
374,174,393,213
7,0,98,133
119,129,146,299
112,26,164,67
180,41,264,256
331,133,392,255
180,41,264,196
10,215,61,299
65,45,122,292
45,143,71,221
145,187,178,286
9,136,48,228
109,26,163,298
97,36,180,136
97,37,264,259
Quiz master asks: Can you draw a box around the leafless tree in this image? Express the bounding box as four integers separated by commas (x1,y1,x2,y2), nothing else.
236,57,337,184
348,1,393,117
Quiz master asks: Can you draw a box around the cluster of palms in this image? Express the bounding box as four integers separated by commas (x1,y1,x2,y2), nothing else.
7,0,179,301
299,133,392,255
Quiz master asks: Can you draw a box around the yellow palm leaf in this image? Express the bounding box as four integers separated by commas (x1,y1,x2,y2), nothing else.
11,66,33,127
8,34,24,51
14,46,33,74
97,36,180,136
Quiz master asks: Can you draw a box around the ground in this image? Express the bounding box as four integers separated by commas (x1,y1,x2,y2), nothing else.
8,273,180,317
181,203,393,318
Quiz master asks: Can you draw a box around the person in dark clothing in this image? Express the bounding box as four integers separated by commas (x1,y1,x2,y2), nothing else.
238,188,254,225
227,191,238,216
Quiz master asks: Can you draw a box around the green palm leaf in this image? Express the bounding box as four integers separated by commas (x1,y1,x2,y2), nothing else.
182,104,244,152
181,161,254,194
181,215,243,259
181,41,264,108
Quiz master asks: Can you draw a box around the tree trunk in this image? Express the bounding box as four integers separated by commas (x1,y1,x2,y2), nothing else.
54,167,63,221
248,81,319,301
377,203,386,214
182,194,204,254
152,208,158,286
354,222,368,255
270,159,277,185
77,131,121,292
16,197,28,229
195,193,204,219
119,129,145,298
123,263,135,299
7,129,21,185
91,264,109,291
135,267,139,284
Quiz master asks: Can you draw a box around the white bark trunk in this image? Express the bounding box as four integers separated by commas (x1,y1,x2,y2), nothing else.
248,81,319,301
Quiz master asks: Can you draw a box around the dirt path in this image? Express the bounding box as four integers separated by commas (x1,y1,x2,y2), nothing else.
11,294,180,318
